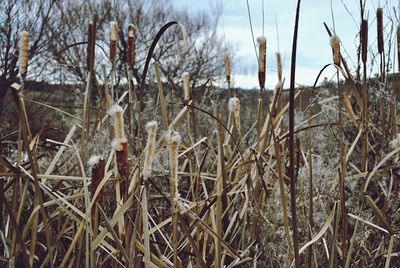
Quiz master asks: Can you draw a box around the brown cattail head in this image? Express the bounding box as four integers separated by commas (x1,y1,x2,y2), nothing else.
88,156,105,204
276,52,282,82
127,24,135,66
377,8,384,54
183,72,190,103
257,37,267,89
87,23,94,71
110,21,118,63
224,53,231,85
88,156,105,223
19,31,29,77
330,35,341,66
361,19,368,64
166,131,181,204
143,121,158,180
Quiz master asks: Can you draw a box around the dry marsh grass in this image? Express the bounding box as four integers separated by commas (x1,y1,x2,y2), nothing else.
1,2,400,268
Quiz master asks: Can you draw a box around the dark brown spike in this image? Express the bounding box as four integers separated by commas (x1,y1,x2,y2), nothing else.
377,8,383,54
128,24,135,66
361,19,368,64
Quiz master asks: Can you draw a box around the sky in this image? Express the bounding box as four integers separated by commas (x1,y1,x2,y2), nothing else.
173,0,399,89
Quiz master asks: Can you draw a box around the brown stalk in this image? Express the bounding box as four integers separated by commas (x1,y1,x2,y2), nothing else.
377,8,384,54
361,19,368,172
365,195,394,235
289,1,302,267
397,26,400,72
11,83,55,268
377,8,385,81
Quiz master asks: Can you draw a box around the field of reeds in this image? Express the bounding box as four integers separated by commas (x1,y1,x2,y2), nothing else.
1,1,400,267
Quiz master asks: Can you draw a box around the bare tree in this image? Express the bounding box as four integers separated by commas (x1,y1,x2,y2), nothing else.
47,0,231,89
0,0,58,96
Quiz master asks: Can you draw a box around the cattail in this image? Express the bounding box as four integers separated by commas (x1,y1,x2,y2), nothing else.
257,36,267,89
224,53,231,86
397,26,400,71
110,21,118,63
276,52,282,82
330,35,341,66
88,156,105,204
19,31,29,77
86,23,95,71
108,104,129,198
377,8,384,54
88,156,105,222
228,97,241,133
127,24,135,66
361,19,368,64
166,131,181,204
143,121,158,180
183,72,190,103
109,104,126,150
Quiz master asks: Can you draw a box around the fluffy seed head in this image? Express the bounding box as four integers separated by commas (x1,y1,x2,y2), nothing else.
257,36,266,89
229,97,241,132
88,155,101,168
108,104,123,116
143,121,158,180
166,130,181,204
19,31,29,77
228,97,240,114
109,104,126,150
183,72,190,102
330,35,341,66
257,37,267,72
110,21,118,41
390,134,400,150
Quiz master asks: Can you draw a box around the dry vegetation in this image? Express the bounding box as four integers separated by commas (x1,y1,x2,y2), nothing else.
1,1,400,267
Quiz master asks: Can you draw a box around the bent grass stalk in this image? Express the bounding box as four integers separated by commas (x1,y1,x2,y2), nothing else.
167,130,181,267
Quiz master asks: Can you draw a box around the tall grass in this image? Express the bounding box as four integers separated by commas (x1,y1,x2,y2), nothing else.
1,2,400,267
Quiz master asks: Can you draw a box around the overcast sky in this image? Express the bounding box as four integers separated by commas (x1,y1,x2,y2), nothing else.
173,0,398,89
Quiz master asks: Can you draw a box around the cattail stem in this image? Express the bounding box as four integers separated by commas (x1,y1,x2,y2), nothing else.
154,62,169,130
224,53,232,96
183,72,190,103
167,130,181,267
361,19,369,172
289,1,302,267
397,26,400,72
377,8,385,81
